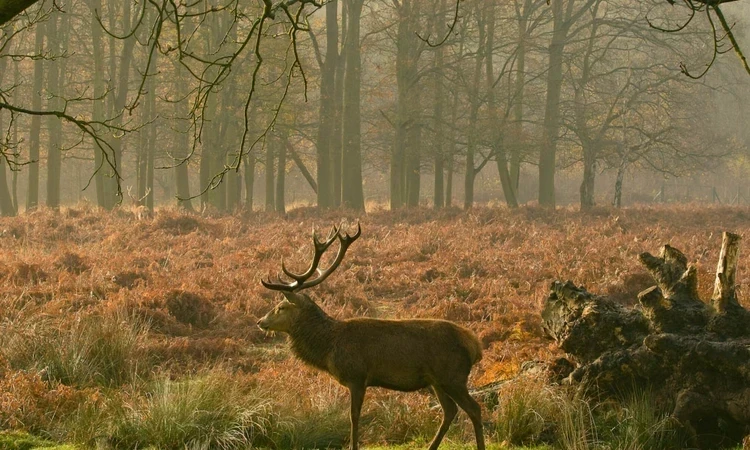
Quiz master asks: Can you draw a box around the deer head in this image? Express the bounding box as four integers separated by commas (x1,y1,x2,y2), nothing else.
257,223,361,333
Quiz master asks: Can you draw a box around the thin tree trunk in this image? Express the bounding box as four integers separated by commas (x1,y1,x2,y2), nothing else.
173,64,194,211
46,12,65,208
316,0,338,208
445,84,459,208
341,0,365,211
27,18,44,211
108,0,136,207
0,93,14,215
332,1,347,207
275,135,286,214
137,96,148,205
579,144,595,209
539,0,566,208
613,150,627,208
265,139,275,212
145,50,157,211
485,0,518,208
244,152,255,211
11,59,19,212
433,0,446,209
286,138,318,193
0,154,15,216
464,7,485,210
88,0,107,207
0,26,16,216
391,0,423,209
511,0,531,193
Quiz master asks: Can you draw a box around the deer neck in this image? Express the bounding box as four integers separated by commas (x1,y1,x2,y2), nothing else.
288,303,337,371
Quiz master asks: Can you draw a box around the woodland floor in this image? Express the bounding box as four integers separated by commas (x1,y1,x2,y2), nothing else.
1,203,749,449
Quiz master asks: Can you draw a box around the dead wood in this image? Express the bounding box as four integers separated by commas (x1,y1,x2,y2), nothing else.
542,232,750,449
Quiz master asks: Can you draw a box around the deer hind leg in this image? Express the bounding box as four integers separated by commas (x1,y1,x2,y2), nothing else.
348,384,366,450
442,384,485,450
428,386,459,450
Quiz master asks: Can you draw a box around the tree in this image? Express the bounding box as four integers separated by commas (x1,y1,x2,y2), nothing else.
312,0,340,209
341,0,365,210
539,0,597,208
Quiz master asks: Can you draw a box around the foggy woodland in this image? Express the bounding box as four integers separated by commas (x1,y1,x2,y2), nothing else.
0,0,749,215
5,2,750,449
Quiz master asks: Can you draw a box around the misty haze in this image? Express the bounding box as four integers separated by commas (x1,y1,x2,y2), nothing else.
0,0,750,449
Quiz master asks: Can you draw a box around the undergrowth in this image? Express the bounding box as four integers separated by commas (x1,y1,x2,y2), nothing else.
0,205,748,448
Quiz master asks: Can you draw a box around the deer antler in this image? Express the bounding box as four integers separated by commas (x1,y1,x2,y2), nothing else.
126,186,152,204
262,223,362,293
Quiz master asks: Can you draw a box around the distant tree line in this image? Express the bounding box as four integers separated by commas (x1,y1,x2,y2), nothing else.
0,0,747,216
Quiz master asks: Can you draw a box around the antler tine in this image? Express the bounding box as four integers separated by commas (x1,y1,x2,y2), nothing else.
265,225,343,292
313,225,339,247
280,258,303,282
297,222,362,291
260,273,297,292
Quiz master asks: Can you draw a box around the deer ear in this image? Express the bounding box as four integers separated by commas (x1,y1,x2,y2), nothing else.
283,292,308,305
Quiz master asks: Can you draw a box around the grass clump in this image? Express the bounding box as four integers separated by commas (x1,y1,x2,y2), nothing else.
1,312,147,388
603,389,681,450
109,371,276,450
493,379,557,446
0,431,75,450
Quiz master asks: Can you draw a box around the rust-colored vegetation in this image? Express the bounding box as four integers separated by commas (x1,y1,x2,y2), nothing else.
0,204,748,447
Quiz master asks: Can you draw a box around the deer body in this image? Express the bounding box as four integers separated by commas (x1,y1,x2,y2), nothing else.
258,225,485,450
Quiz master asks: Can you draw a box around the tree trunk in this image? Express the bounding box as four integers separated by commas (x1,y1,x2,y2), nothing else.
485,0,518,208
244,151,255,211
612,152,626,208
445,86,459,208
316,0,338,209
0,110,15,216
433,1,446,209
511,0,532,194
464,7,485,210
0,27,16,216
539,0,566,208
286,138,318,194
275,136,286,214
331,1,347,208
173,64,194,211
27,18,44,211
0,155,15,216
108,0,136,207
10,59,19,212
46,12,66,209
341,0,365,211
265,139,275,212
391,0,423,209
199,139,211,211
145,50,157,211
89,0,107,207
579,144,595,210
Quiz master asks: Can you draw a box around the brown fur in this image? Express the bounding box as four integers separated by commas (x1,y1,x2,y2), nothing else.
258,292,485,450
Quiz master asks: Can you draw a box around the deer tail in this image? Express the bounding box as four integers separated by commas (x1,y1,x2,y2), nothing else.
459,328,483,365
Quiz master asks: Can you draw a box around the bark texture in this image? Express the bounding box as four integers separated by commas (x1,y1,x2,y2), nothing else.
542,232,750,448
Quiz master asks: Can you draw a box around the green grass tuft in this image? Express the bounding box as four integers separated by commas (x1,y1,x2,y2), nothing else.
2,312,147,388
0,431,76,450
109,371,276,450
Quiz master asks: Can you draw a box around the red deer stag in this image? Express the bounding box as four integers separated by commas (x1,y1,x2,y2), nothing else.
257,224,485,450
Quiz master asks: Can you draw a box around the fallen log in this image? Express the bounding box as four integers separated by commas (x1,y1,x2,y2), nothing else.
542,232,750,449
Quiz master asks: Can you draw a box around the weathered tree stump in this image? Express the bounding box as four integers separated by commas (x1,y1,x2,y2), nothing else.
542,232,750,448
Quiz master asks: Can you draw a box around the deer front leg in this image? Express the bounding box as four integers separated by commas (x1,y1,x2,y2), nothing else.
348,384,366,450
